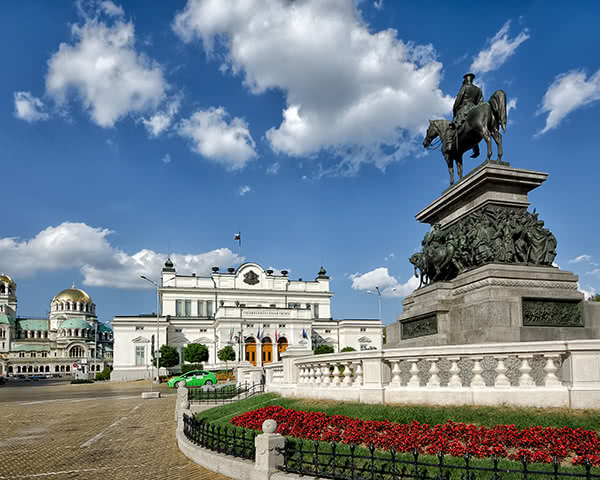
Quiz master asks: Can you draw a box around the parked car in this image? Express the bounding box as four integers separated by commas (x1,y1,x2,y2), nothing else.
167,370,217,388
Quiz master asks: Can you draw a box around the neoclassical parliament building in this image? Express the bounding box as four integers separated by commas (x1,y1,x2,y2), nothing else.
111,260,383,381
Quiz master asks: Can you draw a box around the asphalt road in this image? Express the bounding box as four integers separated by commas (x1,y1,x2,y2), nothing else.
0,378,173,404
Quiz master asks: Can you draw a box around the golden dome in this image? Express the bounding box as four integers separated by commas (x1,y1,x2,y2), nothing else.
52,286,93,304
0,274,15,287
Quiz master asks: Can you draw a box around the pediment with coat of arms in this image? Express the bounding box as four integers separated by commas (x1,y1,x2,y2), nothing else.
243,270,260,285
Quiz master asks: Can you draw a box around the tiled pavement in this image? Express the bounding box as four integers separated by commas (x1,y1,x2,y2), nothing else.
0,391,230,480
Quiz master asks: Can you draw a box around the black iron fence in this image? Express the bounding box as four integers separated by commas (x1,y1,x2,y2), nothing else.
278,438,600,480
182,414,256,461
187,382,264,404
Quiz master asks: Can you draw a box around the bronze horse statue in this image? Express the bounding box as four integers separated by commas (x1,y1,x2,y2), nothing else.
423,90,507,185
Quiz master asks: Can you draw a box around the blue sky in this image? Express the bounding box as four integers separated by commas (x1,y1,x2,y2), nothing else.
1,0,599,325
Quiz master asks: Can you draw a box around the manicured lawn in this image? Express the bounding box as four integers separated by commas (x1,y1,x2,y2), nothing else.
196,394,600,431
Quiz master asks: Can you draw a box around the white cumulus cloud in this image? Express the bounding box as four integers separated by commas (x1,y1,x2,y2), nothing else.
266,162,280,175
173,0,452,174
471,20,529,75
0,222,241,289
177,107,257,170
350,267,418,297
14,91,49,123
46,5,167,128
537,69,600,134
162,153,172,164
142,96,181,137
239,185,251,196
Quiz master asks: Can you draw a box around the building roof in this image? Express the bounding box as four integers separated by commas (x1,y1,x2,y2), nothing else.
17,318,49,331
0,274,15,287
52,286,94,304
0,313,15,326
59,318,91,330
11,343,50,352
98,322,112,332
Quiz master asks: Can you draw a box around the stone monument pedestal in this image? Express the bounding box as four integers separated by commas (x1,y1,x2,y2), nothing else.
386,160,597,348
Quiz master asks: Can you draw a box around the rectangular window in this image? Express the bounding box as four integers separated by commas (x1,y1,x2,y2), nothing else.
206,301,214,317
199,329,207,333
279,324,286,328
176,300,183,316
360,328,367,332
314,303,320,318
135,326,144,331
197,300,205,316
135,345,146,366
175,328,183,333
270,304,277,308
19,352,24,357
263,324,270,328
325,329,331,333
360,344,369,351
185,300,192,316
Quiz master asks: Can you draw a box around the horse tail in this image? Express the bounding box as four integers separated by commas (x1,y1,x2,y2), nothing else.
489,90,507,132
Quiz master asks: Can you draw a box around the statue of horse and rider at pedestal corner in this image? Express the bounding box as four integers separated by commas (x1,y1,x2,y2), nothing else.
423,73,507,186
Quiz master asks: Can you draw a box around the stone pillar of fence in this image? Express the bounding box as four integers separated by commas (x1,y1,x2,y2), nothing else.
254,420,285,477
176,384,189,428
280,346,311,385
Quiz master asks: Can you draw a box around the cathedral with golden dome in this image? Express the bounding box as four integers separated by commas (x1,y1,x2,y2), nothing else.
0,274,113,378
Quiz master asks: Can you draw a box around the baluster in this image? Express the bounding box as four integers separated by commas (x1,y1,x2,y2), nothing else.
322,363,331,386
447,356,462,388
543,354,561,387
307,365,315,384
494,355,511,387
518,355,535,387
354,361,363,386
332,363,341,386
426,358,441,387
316,363,324,385
342,361,353,387
407,359,420,387
471,356,485,388
390,360,402,386
301,366,307,383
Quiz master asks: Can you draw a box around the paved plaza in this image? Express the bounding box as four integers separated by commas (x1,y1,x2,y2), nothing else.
0,380,230,479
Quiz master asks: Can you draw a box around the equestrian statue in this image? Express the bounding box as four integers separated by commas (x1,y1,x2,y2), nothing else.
423,73,507,185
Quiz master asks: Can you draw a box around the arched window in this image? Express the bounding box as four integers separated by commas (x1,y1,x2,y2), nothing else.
69,345,85,357
66,365,70,372
55,365,59,372
45,366,50,372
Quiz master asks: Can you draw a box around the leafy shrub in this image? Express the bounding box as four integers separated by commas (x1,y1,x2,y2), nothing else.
95,366,111,381
184,343,209,363
314,345,334,355
341,346,356,352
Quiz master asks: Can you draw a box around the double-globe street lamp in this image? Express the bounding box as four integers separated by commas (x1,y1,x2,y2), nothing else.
366,286,396,322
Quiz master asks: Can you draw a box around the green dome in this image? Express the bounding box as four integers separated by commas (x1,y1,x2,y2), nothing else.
98,323,112,333
59,318,91,330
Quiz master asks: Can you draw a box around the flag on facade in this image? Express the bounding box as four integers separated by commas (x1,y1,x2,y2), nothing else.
257,326,262,340
302,328,308,339
234,232,241,241
275,329,278,342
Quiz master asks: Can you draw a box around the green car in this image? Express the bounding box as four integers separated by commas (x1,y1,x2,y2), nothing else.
167,370,217,388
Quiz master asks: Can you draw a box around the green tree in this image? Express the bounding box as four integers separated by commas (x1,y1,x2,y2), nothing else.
341,346,356,352
154,344,179,368
590,294,600,302
184,343,209,364
314,344,334,355
217,345,236,374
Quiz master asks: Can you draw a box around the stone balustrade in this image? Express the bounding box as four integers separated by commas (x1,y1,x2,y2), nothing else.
264,340,600,409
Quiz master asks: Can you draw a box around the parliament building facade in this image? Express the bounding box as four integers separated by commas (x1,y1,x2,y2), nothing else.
111,260,383,381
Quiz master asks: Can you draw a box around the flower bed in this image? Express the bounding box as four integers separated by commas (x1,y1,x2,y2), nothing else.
231,406,600,466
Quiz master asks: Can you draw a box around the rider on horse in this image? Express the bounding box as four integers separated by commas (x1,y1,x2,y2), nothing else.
446,73,483,158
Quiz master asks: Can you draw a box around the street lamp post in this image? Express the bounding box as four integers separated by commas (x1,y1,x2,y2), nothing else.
366,286,396,323
140,275,160,387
